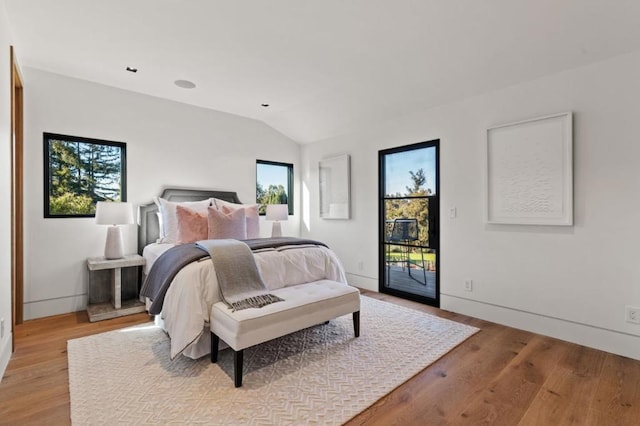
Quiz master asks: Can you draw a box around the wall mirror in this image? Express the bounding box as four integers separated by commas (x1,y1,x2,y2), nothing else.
319,154,350,219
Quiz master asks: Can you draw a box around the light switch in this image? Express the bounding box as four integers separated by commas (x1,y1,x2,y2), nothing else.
449,207,457,219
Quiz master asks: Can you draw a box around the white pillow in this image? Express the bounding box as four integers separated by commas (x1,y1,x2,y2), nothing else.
155,212,165,242
213,198,260,239
155,197,212,243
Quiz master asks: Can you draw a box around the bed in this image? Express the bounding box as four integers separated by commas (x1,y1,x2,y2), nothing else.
138,188,349,359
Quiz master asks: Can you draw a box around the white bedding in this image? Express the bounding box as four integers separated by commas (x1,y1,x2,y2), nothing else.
142,242,174,275
143,243,348,359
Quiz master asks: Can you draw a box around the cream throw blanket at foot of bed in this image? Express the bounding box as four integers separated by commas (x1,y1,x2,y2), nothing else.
196,239,283,311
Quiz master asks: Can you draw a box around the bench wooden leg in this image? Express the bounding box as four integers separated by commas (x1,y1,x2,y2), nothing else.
234,349,244,387
353,311,360,337
210,332,219,363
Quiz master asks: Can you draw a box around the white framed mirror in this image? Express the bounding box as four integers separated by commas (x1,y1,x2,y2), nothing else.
319,154,350,219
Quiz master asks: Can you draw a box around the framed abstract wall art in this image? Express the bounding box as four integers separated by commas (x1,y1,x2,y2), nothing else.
486,112,572,225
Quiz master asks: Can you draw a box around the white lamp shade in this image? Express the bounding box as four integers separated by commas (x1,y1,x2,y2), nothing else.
265,204,288,221
95,201,134,225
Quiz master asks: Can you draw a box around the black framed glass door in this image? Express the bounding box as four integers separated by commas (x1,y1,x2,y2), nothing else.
379,140,439,306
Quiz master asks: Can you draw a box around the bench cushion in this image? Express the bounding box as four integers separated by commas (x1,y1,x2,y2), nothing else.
211,279,360,351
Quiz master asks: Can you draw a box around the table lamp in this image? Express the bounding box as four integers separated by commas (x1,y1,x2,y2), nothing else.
265,204,288,237
95,201,134,259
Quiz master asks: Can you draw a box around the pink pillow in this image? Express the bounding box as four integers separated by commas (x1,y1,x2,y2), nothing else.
208,206,247,240
175,205,208,244
155,197,211,243
220,204,260,239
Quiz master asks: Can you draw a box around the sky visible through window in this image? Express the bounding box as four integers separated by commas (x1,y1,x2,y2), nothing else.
257,163,288,189
385,147,436,196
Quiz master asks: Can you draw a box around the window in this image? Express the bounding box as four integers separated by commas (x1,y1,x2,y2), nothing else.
256,160,293,215
44,133,127,218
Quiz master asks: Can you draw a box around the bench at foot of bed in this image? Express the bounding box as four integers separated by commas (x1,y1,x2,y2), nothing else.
210,279,361,387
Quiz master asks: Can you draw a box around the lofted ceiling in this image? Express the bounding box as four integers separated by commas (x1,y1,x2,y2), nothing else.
4,0,640,144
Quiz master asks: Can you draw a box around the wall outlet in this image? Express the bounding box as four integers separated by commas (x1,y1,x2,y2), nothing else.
626,306,640,324
449,207,457,219
357,261,364,272
464,280,473,292
0,318,4,339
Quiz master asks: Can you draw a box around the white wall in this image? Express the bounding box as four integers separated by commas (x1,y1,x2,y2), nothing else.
301,50,640,360
21,68,300,320
0,0,13,380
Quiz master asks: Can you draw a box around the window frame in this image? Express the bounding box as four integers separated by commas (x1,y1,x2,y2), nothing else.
43,132,127,218
256,159,294,216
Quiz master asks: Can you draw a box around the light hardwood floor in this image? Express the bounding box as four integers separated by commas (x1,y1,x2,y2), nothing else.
1,291,638,425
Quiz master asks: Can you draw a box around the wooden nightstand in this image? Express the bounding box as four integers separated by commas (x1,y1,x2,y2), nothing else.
86,254,146,322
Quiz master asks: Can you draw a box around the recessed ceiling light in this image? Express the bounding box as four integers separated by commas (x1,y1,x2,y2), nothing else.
125,66,138,73
261,103,270,107
174,79,196,89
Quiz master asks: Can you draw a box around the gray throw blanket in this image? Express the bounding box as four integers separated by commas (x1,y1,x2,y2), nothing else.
196,239,283,311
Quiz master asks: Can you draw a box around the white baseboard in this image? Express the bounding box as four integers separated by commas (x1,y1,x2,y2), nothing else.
0,332,12,383
23,294,87,320
345,273,378,292
442,293,640,361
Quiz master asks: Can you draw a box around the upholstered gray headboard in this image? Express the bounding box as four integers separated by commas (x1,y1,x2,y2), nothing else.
138,188,242,254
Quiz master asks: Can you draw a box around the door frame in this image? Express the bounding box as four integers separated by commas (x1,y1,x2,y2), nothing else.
11,45,25,349
378,139,440,307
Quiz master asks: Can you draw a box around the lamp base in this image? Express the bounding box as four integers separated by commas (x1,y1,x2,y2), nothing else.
104,225,124,259
271,221,282,238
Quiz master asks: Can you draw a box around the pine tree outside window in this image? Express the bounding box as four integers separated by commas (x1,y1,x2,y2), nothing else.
44,133,127,218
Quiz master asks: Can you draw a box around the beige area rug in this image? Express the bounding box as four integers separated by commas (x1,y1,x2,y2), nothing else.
68,296,479,425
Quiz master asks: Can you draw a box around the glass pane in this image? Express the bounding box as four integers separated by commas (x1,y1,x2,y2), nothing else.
45,134,125,217
384,146,436,197
256,161,292,214
384,198,431,247
384,242,437,298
